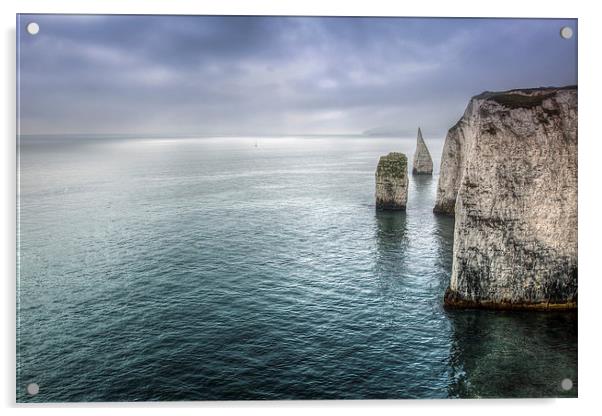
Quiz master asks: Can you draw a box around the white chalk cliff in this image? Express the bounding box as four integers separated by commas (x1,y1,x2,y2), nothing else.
436,86,577,309
412,127,433,175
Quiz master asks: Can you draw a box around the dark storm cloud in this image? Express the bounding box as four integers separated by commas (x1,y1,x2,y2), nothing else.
17,15,577,136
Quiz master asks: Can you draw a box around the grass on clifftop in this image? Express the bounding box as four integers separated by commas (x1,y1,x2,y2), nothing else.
488,92,555,109
475,85,576,110
377,152,407,177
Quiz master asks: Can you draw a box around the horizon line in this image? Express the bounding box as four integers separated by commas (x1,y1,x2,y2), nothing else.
18,132,442,139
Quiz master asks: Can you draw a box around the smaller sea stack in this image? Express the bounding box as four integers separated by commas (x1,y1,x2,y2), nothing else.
375,152,408,210
412,127,433,175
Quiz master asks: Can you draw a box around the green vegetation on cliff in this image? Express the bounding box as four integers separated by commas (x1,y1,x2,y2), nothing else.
475,85,577,110
376,152,407,178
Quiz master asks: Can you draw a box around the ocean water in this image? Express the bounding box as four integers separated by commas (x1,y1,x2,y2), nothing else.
17,136,577,401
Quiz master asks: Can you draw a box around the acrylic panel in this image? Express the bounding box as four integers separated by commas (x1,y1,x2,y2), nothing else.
16,14,578,402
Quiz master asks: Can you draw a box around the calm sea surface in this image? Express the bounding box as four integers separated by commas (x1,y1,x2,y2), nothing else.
17,136,577,401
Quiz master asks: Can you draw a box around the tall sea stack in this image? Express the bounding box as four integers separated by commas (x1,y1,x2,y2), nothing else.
437,86,577,310
375,152,408,210
412,127,433,175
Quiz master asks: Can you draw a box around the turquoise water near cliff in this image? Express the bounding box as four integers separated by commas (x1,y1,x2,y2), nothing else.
17,136,577,401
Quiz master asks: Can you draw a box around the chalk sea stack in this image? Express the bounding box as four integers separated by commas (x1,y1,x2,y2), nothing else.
375,152,408,210
412,127,433,175
437,86,577,310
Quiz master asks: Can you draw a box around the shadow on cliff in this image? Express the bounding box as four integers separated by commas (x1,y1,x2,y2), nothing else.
445,309,578,398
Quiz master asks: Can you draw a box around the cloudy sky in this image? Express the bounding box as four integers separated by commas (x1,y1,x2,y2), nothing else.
18,15,577,137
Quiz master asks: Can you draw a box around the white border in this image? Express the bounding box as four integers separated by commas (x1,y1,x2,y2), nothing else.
2,1,601,415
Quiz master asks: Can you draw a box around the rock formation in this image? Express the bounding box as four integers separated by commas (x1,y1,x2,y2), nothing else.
437,86,577,310
412,127,433,175
375,152,408,210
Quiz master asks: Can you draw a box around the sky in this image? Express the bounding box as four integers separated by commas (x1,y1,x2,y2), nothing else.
17,15,577,137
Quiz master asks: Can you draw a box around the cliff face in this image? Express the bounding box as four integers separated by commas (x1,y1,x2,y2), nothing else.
433,114,474,214
438,86,577,309
375,152,408,210
412,127,433,175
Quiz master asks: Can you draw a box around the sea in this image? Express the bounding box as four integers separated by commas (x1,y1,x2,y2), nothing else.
17,135,577,401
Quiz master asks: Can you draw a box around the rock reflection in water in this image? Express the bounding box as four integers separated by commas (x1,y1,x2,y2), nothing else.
446,310,577,398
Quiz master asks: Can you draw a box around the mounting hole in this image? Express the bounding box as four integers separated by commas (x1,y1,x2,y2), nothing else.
26,383,39,395
560,378,573,391
560,26,573,40
26,22,40,35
